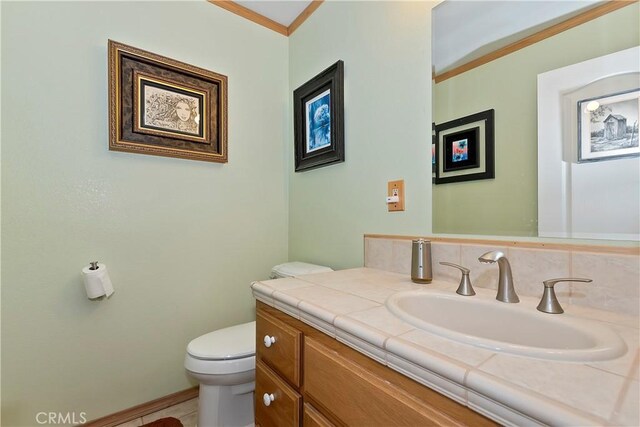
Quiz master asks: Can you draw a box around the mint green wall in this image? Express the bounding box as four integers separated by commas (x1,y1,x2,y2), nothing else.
1,2,288,425
433,3,640,236
288,1,434,270
5,1,634,425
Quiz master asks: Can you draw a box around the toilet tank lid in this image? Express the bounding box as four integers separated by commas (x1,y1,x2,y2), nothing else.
271,262,333,277
187,321,255,360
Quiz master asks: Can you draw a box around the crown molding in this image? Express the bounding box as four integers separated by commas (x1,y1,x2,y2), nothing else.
434,0,638,83
208,0,324,37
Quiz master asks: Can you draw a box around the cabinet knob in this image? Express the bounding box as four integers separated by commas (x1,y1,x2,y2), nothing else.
263,335,276,348
262,393,275,406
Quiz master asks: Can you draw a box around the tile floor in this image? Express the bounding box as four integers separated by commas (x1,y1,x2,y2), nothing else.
114,398,197,427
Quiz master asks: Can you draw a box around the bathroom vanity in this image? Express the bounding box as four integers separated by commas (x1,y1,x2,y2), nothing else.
255,301,494,426
251,267,639,426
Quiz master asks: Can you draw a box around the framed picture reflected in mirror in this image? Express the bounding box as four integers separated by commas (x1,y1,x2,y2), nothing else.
434,109,495,184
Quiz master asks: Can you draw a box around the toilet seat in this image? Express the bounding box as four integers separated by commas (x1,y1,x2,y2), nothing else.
185,321,256,375
185,353,255,375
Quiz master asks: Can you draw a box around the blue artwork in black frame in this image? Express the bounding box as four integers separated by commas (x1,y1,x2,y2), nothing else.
305,89,331,153
293,60,344,172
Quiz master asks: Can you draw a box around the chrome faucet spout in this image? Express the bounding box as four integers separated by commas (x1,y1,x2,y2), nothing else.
478,251,519,303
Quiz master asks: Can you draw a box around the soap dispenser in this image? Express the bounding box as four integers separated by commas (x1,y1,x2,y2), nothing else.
411,239,433,283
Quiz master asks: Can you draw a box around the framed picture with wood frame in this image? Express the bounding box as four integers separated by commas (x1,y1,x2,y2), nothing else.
293,60,344,172
108,40,228,163
434,109,495,184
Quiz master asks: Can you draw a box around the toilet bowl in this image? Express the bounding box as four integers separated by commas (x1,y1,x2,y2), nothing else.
186,262,331,426
185,321,256,427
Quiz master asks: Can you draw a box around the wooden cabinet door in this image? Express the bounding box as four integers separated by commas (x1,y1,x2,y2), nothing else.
303,403,336,427
257,309,302,387
304,337,469,427
255,361,301,427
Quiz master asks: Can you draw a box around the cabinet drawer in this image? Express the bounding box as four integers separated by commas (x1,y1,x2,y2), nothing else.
304,337,465,426
256,308,302,387
255,361,301,427
303,403,336,427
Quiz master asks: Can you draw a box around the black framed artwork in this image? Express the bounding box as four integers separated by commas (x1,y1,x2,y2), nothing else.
431,122,436,182
293,60,344,172
434,109,495,184
442,127,480,172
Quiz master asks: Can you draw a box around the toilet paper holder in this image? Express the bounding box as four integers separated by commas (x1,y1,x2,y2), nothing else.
82,261,115,300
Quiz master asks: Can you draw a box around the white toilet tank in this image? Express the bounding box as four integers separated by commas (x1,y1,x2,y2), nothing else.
270,262,333,279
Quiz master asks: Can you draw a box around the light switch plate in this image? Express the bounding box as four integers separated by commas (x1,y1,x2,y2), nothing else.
387,180,404,212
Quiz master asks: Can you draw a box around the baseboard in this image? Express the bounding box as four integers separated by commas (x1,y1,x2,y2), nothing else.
84,387,199,427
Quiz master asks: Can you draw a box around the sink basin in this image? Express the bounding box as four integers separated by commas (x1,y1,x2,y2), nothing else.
386,289,626,361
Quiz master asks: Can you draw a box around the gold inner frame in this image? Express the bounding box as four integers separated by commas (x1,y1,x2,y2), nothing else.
133,71,209,144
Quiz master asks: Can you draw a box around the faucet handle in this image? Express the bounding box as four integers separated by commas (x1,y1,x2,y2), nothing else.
439,262,475,296
440,262,469,274
537,278,593,314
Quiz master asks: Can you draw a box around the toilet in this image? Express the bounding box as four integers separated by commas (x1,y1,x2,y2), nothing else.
185,321,256,427
185,262,332,427
270,261,333,279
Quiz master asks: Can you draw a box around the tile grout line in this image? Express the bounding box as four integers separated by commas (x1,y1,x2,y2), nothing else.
607,350,640,424
569,250,575,304
474,353,497,370
460,353,495,406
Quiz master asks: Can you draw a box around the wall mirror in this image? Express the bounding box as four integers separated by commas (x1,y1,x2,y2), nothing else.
431,0,639,241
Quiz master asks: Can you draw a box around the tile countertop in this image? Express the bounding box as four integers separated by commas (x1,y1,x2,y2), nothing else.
250,267,640,427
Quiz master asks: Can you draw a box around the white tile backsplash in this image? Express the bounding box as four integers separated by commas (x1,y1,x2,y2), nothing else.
571,252,640,297
431,242,462,283
364,237,393,271
364,237,640,316
390,239,412,274
572,252,640,315
507,247,571,300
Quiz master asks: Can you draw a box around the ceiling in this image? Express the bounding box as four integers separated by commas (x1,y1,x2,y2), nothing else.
235,0,313,26
222,0,612,70
433,0,607,75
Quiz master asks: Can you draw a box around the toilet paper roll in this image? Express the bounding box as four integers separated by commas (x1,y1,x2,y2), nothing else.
82,263,114,300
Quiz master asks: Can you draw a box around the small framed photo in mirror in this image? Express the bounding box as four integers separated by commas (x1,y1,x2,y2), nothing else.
442,127,480,172
577,88,640,163
434,109,495,184
432,122,437,182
